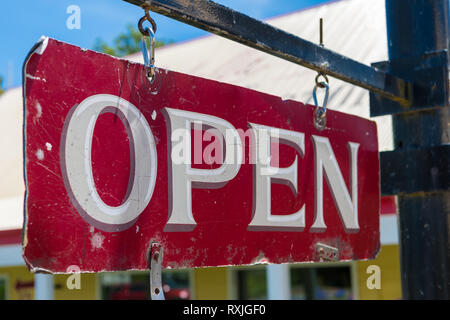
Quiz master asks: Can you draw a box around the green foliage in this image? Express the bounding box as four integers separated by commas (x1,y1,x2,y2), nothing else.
0,75,4,95
94,24,170,57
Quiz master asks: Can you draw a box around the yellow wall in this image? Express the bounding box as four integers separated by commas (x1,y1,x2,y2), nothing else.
0,266,34,300
0,266,98,300
54,273,98,300
193,267,228,300
356,244,402,300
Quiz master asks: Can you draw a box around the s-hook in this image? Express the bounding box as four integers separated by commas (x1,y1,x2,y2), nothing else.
313,73,329,131
313,18,329,131
138,10,157,82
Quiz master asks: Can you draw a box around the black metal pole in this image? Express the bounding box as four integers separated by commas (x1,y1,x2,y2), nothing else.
385,0,450,299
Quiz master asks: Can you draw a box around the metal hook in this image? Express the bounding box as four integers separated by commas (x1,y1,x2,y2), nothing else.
313,18,328,131
315,73,329,88
149,242,164,300
313,79,329,131
319,17,324,48
138,12,157,82
138,11,157,35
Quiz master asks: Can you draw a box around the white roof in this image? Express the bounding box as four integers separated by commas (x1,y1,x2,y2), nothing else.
0,0,392,231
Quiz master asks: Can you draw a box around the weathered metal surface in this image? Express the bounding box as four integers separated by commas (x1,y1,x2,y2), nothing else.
22,38,380,273
123,0,411,105
396,193,450,299
380,145,450,195
382,0,450,299
370,51,449,116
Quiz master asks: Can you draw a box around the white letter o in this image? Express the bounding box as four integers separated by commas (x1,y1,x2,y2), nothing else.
61,94,157,232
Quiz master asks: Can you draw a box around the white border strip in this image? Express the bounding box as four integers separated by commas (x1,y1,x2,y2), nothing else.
380,214,399,245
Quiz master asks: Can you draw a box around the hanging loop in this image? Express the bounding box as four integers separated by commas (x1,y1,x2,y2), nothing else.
313,74,329,131
315,73,329,88
138,12,157,36
139,12,157,82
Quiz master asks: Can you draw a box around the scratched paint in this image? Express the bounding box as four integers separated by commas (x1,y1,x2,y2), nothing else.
22,37,380,273
90,233,105,250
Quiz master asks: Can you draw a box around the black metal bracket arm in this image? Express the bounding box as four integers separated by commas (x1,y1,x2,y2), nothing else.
123,0,414,106
370,51,449,117
380,144,450,196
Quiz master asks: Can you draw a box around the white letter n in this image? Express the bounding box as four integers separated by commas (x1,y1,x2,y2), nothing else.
311,135,359,233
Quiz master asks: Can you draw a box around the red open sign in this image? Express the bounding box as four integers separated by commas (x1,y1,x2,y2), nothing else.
23,38,379,273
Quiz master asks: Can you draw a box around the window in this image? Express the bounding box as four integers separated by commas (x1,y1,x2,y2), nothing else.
100,269,191,300
232,263,354,300
235,267,267,300
0,276,7,300
291,265,353,300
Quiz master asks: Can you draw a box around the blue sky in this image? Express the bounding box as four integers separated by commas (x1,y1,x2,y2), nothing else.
0,0,330,89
